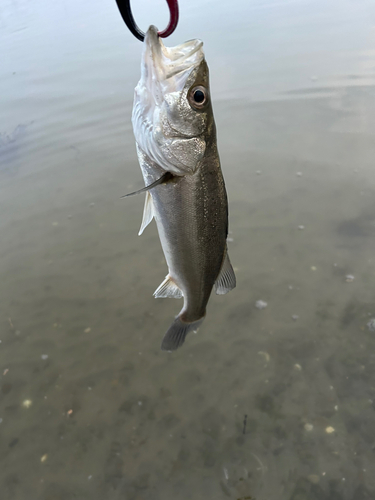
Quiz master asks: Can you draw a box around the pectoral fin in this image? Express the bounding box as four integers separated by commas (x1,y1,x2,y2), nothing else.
121,172,174,198
138,192,154,235
215,251,236,295
154,275,183,299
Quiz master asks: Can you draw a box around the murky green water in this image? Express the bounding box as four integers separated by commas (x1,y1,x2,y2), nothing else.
1,0,375,499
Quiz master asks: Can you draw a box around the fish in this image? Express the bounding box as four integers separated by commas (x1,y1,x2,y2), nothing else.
129,26,236,351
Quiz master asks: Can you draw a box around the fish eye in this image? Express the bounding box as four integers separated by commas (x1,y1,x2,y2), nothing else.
188,85,209,110
194,90,205,103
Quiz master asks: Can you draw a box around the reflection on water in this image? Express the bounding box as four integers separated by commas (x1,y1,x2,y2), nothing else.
1,0,375,499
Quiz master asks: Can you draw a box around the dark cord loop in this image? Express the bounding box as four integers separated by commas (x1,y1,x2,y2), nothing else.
115,0,179,42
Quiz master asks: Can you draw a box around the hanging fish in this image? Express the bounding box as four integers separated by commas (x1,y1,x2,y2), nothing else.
126,26,235,350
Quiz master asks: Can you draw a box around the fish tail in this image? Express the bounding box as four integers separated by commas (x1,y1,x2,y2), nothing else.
161,316,204,351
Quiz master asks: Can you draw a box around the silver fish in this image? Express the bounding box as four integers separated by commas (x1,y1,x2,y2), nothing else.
129,26,236,350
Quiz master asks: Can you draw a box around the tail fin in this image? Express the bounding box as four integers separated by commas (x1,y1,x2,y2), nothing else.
161,316,204,351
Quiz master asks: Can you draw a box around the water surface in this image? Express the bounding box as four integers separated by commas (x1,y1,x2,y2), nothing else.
1,1,375,499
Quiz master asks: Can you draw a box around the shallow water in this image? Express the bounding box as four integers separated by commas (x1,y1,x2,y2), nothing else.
1,0,375,499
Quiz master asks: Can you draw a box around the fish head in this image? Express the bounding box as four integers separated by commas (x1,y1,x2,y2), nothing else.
132,26,214,175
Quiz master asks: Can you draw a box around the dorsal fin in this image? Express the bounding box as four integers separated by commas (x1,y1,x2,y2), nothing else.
215,251,236,295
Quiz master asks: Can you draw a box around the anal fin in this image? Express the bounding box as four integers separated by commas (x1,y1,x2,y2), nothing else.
138,192,154,235
154,275,183,299
215,251,236,295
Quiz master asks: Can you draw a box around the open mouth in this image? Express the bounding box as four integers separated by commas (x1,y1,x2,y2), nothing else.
142,25,204,94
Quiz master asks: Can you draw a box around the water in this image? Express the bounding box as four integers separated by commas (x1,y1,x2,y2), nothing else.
1,0,375,498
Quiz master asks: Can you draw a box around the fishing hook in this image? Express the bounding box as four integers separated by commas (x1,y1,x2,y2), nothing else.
115,0,179,42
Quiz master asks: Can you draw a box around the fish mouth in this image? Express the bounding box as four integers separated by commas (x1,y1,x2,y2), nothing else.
141,25,204,98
